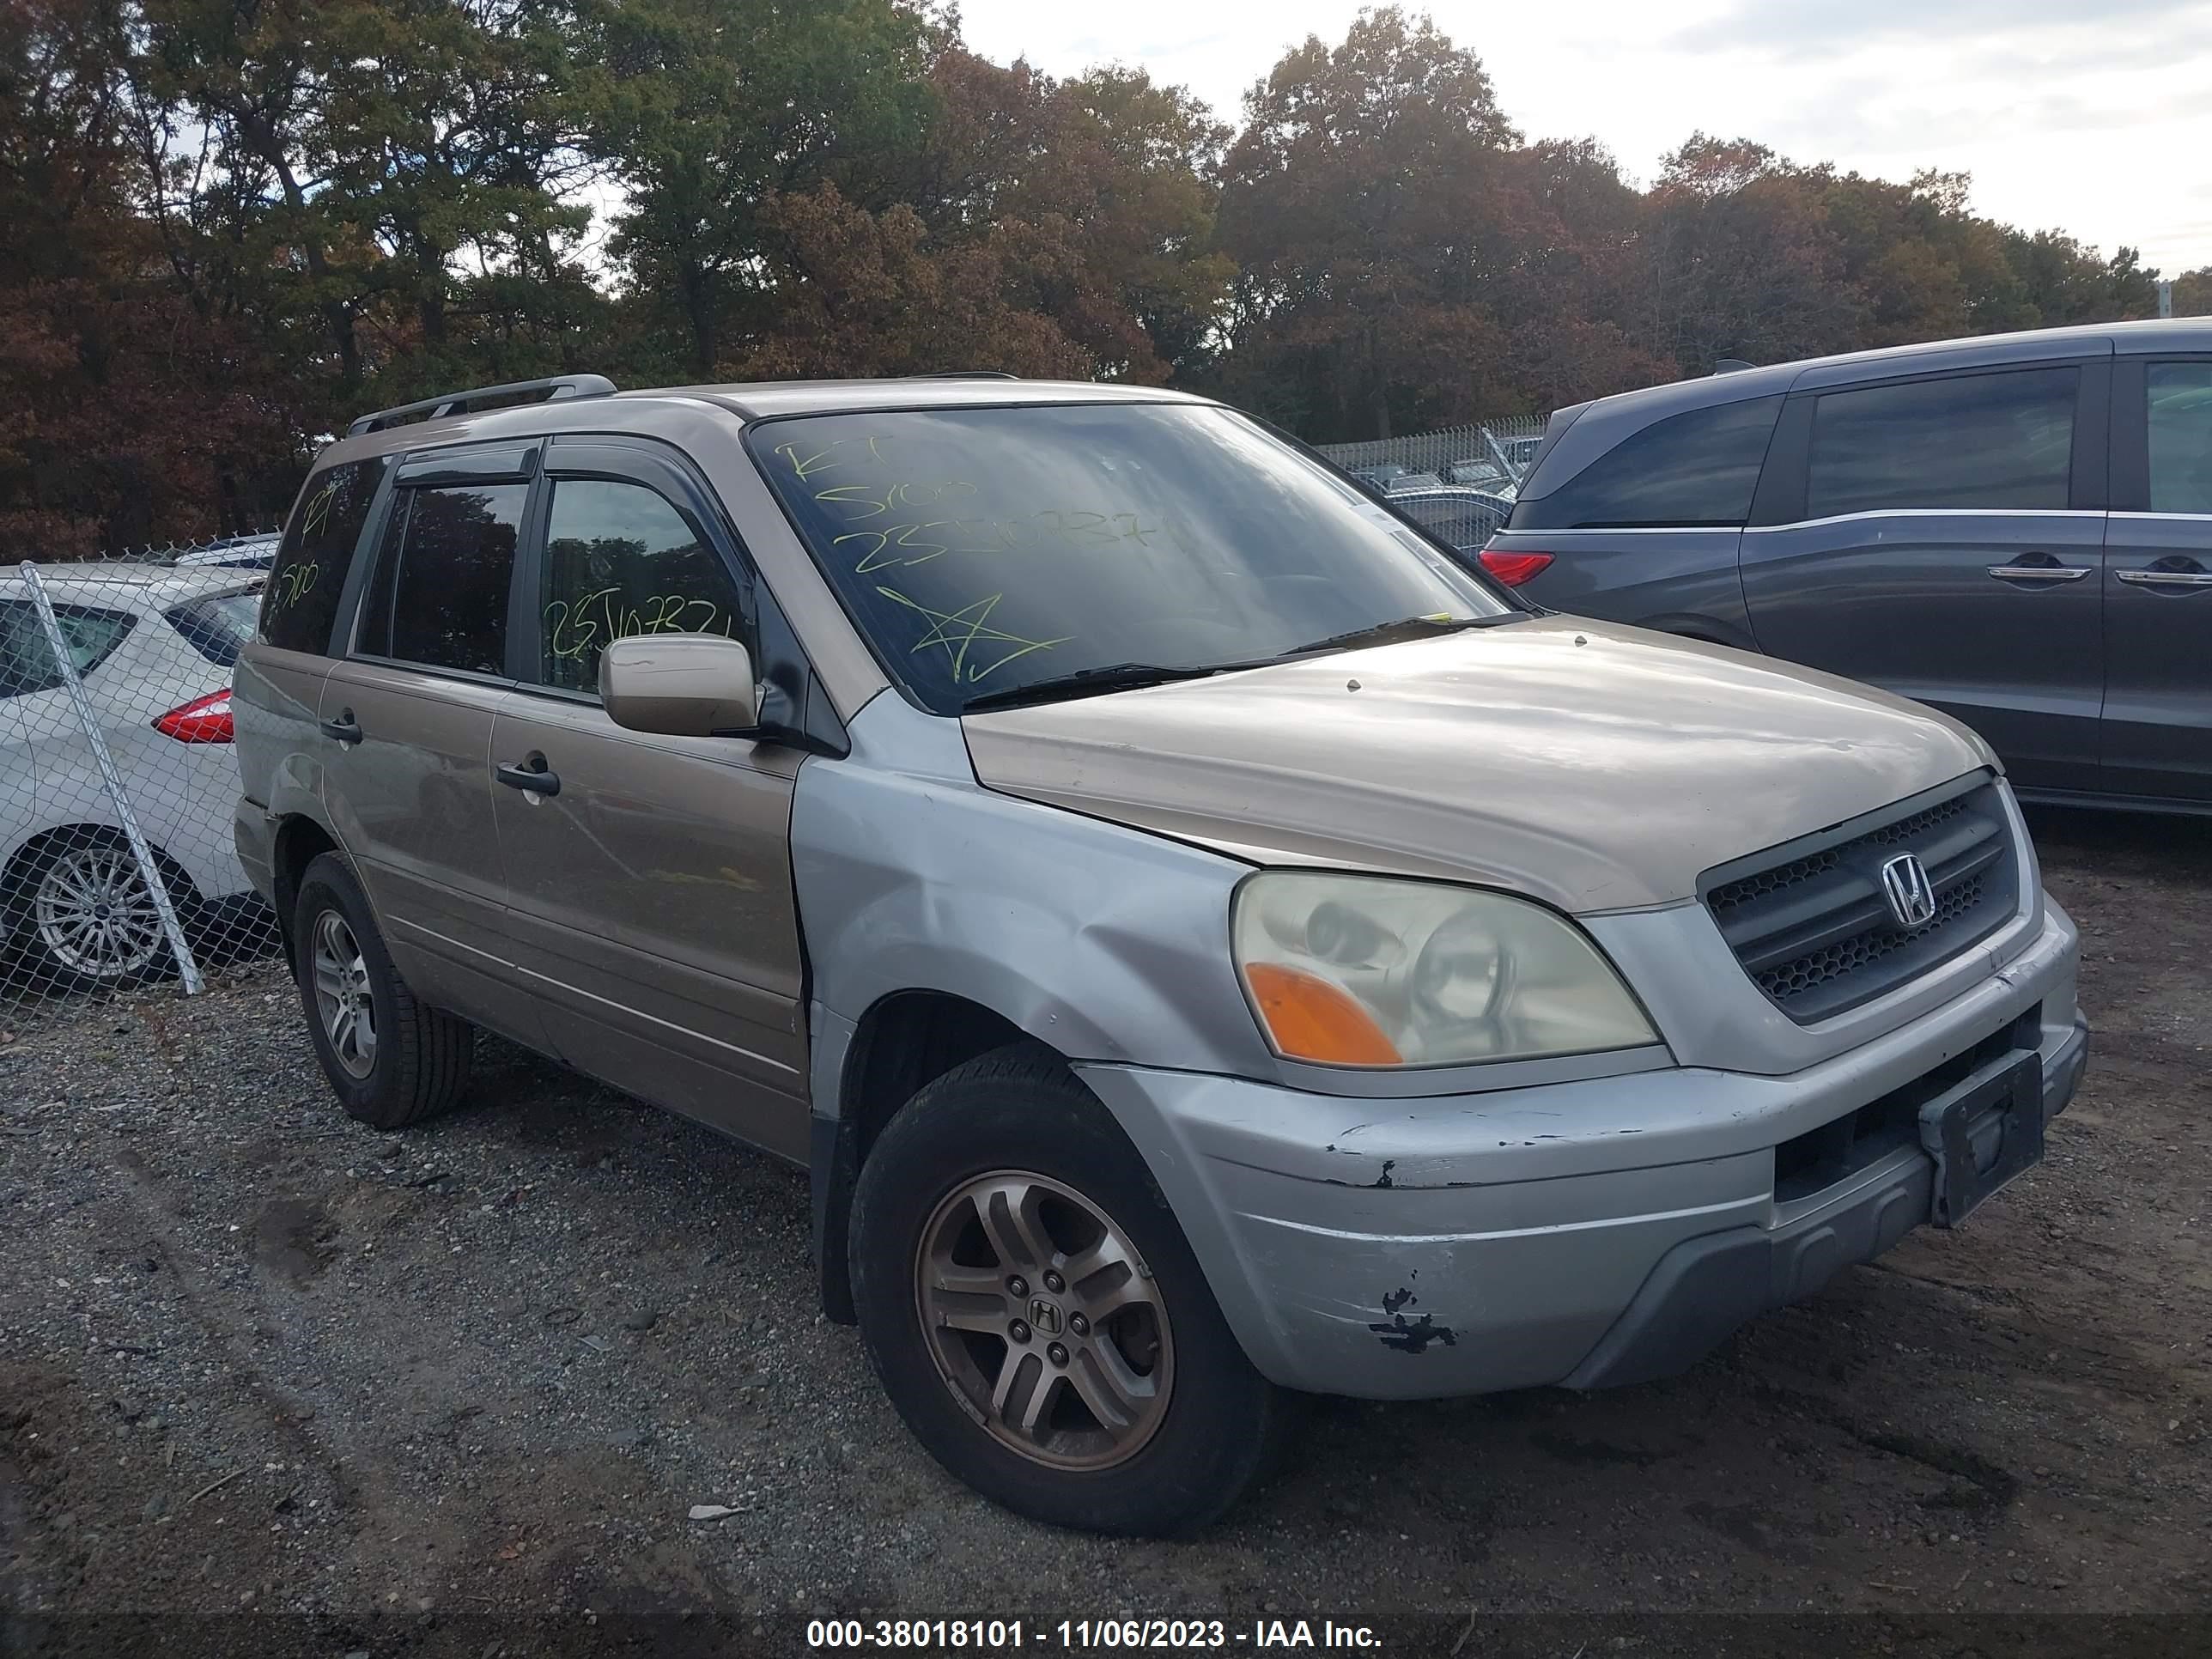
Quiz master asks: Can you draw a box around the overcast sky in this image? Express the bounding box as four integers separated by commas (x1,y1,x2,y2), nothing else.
957,0,2212,276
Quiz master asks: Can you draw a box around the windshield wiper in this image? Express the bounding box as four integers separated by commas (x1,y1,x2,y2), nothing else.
959,661,1237,713
1276,613,1505,660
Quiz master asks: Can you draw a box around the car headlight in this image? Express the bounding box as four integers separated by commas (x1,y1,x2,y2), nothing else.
1231,871,1657,1067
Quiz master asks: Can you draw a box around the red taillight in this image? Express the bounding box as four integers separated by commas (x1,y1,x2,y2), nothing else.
153,688,234,744
1478,550,1555,586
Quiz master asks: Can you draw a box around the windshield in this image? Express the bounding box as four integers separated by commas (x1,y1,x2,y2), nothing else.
750,404,1508,714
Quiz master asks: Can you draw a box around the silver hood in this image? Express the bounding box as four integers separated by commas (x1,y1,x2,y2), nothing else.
961,618,1996,914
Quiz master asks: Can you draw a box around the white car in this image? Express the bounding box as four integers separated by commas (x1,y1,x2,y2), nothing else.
173,533,281,572
2,565,270,988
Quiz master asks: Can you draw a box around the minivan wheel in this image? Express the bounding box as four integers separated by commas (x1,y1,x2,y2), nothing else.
291,852,474,1129
849,1043,1285,1536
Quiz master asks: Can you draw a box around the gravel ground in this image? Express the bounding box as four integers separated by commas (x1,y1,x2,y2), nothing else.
3,807,2209,1658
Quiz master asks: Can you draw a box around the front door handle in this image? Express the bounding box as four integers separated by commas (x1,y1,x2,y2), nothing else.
319,710,362,743
2115,566,2212,589
495,755,561,797
1986,561,2090,584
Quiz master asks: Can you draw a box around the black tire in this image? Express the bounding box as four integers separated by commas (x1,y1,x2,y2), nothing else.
849,1042,1286,1536
291,851,473,1129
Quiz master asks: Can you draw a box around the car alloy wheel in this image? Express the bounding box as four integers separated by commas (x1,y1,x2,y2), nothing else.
914,1169,1175,1471
32,843,168,981
309,908,378,1079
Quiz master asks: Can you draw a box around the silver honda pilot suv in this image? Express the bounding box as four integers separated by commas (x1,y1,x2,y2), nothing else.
232,373,2088,1536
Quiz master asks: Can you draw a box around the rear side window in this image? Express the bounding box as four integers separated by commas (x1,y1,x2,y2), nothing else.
536,478,747,694
357,483,527,677
1805,367,2077,519
1512,397,1781,529
167,589,264,667
2147,362,2212,514
0,601,135,697
264,456,392,653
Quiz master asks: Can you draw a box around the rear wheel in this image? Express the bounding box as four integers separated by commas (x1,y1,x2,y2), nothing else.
850,1044,1285,1536
292,852,474,1128
9,827,189,992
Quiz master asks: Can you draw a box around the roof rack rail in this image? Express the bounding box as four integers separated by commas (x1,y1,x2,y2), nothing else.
902,370,1019,380
1712,358,1759,375
347,374,617,437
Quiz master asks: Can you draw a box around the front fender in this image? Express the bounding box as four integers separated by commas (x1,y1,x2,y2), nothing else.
790,725,1271,1111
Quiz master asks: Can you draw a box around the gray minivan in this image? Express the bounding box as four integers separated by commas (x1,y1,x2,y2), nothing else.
234,373,2087,1535
1481,319,2212,811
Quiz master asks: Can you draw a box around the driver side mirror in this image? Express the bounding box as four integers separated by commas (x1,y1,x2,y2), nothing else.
599,634,759,737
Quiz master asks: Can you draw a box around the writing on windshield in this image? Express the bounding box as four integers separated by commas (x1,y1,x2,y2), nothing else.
751,404,1501,714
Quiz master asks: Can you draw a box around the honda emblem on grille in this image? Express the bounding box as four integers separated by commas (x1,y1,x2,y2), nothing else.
1881,853,1937,929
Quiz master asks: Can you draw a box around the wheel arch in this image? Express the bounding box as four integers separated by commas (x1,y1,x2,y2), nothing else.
812,987,1039,1323
268,811,343,959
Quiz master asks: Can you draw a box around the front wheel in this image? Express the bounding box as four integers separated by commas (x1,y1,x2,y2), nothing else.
849,1044,1285,1536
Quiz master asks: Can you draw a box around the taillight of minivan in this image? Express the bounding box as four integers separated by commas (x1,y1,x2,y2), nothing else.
1478,550,1554,586
153,689,234,743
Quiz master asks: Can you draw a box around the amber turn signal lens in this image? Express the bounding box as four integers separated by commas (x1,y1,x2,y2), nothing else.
1242,963,1403,1065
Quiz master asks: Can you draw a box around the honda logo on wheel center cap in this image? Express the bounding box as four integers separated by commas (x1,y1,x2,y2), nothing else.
1881,853,1938,929
1028,1297,1063,1335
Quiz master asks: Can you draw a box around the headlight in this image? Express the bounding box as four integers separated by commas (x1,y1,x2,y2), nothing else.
1231,871,1657,1067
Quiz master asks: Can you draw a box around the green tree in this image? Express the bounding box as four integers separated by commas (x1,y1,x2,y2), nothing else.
1213,6,1522,438
576,0,941,380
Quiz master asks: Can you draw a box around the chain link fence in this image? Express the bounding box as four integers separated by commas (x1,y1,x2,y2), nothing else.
1313,416,1547,554
2,533,285,1029
1314,415,1547,492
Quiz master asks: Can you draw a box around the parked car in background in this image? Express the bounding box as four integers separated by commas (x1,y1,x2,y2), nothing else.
235,371,2083,1537
1498,434,1543,471
174,532,281,571
1484,319,2212,811
1348,461,1448,495
1445,458,1520,492
2,565,267,988
1389,486,1516,555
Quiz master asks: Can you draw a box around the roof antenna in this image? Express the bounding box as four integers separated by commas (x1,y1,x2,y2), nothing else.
1713,358,1759,375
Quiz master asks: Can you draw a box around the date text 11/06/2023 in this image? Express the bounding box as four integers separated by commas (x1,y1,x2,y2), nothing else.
805,1618,1384,1650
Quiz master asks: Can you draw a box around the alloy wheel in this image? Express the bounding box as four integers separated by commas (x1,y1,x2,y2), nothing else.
32,844,167,980
310,910,377,1079
915,1169,1174,1470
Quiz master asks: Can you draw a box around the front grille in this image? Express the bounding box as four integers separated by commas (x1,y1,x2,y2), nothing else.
1704,778,2019,1023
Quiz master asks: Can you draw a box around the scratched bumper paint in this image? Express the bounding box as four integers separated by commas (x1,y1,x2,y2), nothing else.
1074,902,2083,1401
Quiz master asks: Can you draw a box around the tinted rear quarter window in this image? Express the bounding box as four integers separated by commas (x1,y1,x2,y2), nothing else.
1512,396,1782,529
2147,362,2212,514
358,483,527,677
1805,367,2077,518
264,457,392,653
167,589,264,667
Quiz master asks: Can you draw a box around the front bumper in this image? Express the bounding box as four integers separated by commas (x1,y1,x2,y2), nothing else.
1076,899,2084,1400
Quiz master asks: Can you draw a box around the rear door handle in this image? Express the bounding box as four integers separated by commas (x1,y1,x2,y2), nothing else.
495,756,560,797
2115,568,2212,588
1986,562,2090,583
319,711,362,743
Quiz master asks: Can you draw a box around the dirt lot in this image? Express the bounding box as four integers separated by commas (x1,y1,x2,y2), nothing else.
3,808,2209,1658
